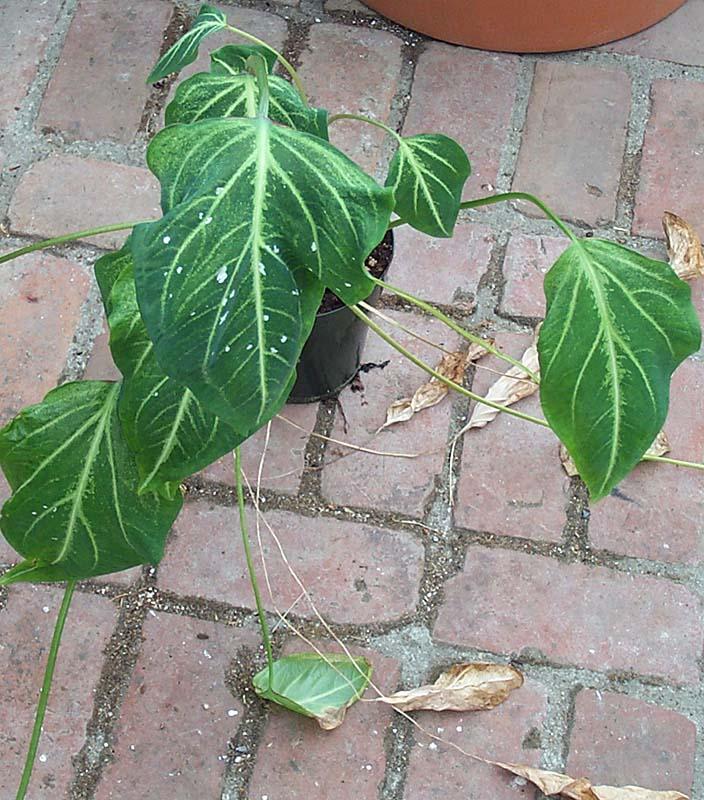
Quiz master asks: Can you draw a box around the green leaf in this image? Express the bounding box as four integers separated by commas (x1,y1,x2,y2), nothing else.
147,4,227,83
165,62,328,139
0,381,182,583
94,242,133,306
210,43,277,75
132,117,391,430
253,653,372,728
385,134,471,237
538,238,701,500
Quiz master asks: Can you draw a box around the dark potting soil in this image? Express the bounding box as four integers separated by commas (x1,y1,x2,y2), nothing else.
316,230,394,314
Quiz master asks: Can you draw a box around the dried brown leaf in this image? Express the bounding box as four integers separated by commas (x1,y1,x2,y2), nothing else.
376,662,523,712
380,344,493,431
489,762,688,800
559,429,670,477
316,706,348,730
663,211,704,281
460,341,540,432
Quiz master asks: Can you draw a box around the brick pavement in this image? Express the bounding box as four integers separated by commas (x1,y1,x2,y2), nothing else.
1,1,703,798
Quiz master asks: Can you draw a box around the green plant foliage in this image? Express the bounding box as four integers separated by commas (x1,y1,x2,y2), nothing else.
386,134,471,237
0,381,182,584
210,43,277,75
131,116,392,430
147,4,227,84
166,46,328,138
94,242,133,303
538,238,701,500
253,653,372,724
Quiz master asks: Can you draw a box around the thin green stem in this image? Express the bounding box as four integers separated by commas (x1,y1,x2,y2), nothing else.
0,221,151,266
642,453,704,471
388,191,578,244
350,304,549,428
369,278,540,383
247,54,270,118
15,580,76,800
328,112,400,139
226,24,308,106
234,447,274,688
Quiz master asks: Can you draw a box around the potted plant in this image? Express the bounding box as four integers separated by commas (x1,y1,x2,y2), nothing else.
0,6,701,796
359,0,688,53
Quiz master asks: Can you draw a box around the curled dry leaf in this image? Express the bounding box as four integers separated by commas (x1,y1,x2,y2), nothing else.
559,429,670,478
375,662,523,712
458,339,540,434
490,762,688,800
662,211,704,281
379,343,492,431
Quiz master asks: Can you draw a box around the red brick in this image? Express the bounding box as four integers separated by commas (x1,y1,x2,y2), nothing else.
634,80,704,237
321,311,455,516
96,613,257,800
405,679,547,800
601,0,704,67
159,504,424,623
39,0,172,143
386,222,494,308
0,1,63,127
568,690,695,793
513,63,630,226
201,402,318,494
455,334,569,542
500,234,568,318
405,45,519,191
84,327,121,382
0,584,116,798
434,547,702,683
250,642,399,800
299,23,402,174
0,252,90,425
589,358,704,563
9,155,160,249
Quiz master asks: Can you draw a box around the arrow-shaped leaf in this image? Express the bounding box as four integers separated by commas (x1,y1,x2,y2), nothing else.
166,58,329,139
0,381,182,583
386,133,471,237
253,653,372,729
210,43,278,75
95,242,133,305
538,238,701,500
132,116,392,430
147,4,227,83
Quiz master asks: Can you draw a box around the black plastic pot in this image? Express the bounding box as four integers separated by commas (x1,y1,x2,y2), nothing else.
288,231,394,403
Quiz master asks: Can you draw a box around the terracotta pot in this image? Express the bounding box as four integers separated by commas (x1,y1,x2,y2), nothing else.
361,0,687,53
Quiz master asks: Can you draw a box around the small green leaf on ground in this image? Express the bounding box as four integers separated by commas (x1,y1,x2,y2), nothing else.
253,653,372,730
147,4,228,83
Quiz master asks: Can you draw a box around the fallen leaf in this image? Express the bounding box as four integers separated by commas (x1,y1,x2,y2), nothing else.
375,662,523,712
489,762,688,800
458,340,540,433
380,343,492,431
559,429,670,477
662,211,704,281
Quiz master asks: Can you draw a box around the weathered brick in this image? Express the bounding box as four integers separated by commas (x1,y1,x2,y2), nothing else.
601,0,704,67
298,23,402,175
588,358,704,563
325,0,373,10
321,311,455,516
434,546,702,683
500,234,568,318
250,642,399,800
634,80,704,237
568,690,695,793
513,62,630,226
0,584,116,798
96,613,257,800
38,0,172,143
83,327,121,382
405,44,519,191
201,402,318,494
455,333,569,542
405,679,547,799
0,252,90,424
386,221,494,308
0,0,63,127
9,155,160,248
159,503,424,622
